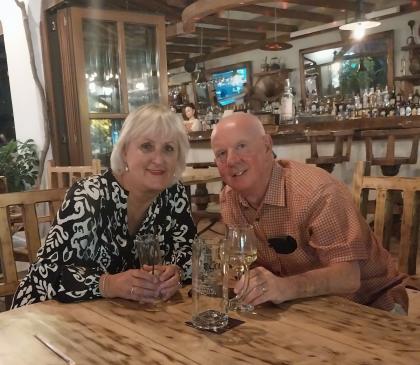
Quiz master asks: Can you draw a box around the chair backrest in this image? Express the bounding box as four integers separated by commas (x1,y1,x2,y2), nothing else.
305,129,353,173
0,176,7,194
352,161,420,275
47,159,101,189
361,127,420,176
0,188,66,299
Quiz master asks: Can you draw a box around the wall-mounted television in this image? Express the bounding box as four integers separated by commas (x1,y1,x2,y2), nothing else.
211,62,252,106
193,61,252,109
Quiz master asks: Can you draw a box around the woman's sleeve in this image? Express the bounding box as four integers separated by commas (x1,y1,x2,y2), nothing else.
12,181,106,307
166,183,196,283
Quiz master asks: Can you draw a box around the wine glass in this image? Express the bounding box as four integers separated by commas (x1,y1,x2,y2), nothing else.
223,224,257,312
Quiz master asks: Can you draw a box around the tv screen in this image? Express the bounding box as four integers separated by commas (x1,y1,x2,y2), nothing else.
212,66,248,106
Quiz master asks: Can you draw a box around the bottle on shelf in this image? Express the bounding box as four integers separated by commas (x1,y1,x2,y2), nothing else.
280,78,295,124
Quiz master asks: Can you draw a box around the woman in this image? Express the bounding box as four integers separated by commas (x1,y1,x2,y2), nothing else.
12,104,196,307
182,103,202,132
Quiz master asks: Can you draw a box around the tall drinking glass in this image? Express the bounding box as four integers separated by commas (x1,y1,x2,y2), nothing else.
223,224,257,312
135,234,162,305
192,238,229,331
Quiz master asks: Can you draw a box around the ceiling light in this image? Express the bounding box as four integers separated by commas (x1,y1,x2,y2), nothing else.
260,6,293,51
260,42,292,51
339,0,380,39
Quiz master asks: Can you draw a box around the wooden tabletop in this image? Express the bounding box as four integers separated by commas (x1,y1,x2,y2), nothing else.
181,167,221,186
1,288,419,364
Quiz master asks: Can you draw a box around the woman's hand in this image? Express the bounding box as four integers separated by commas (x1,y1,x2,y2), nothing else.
104,269,161,303
145,264,182,301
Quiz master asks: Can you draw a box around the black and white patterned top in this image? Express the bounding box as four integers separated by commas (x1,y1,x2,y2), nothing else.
12,169,196,308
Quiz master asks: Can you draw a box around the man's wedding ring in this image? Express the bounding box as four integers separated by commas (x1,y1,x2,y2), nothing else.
130,286,135,296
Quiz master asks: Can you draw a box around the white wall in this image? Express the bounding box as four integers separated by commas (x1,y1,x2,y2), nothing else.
0,0,46,149
0,0,52,188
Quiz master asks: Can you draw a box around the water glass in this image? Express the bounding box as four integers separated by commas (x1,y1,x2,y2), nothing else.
192,238,229,331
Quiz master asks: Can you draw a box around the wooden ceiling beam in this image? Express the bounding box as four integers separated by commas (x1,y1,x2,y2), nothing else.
168,33,290,69
239,5,334,23
200,16,297,33
251,0,374,12
181,0,342,32
168,53,191,60
195,26,265,40
124,0,182,21
168,36,241,47
167,44,211,53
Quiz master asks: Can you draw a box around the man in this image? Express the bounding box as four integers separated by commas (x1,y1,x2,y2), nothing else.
211,112,408,313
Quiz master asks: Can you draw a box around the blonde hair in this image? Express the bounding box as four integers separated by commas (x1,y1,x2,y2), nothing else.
110,104,190,180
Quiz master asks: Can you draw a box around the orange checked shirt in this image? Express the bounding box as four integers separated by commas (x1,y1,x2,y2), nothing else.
220,159,408,312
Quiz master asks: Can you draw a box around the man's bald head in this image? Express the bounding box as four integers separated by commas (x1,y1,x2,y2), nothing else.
211,112,266,144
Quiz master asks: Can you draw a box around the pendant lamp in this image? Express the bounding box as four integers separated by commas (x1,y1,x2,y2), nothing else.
260,6,292,51
195,27,208,85
339,0,380,40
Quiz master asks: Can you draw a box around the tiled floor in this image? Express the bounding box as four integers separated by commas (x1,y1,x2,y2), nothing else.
1,220,419,318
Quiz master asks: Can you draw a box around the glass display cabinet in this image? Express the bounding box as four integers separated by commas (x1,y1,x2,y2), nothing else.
45,7,167,166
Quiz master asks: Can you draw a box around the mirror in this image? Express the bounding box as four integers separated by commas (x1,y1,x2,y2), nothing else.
299,31,394,105
193,61,252,113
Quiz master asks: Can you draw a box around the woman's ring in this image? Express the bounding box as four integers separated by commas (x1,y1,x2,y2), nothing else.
261,286,267,293
130,286,135,296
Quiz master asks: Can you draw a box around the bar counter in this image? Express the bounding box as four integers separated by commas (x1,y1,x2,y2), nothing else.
186,115,420,188
188,115,420,144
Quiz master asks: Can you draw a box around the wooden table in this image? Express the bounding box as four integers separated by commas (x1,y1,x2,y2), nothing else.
1,289,419,364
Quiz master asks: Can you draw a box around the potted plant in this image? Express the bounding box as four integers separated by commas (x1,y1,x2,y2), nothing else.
0,139,39,192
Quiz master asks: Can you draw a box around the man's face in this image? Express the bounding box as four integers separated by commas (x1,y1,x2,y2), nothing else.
211,122,271,197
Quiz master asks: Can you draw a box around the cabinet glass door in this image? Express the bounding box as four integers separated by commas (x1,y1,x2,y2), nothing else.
83,20,122,113
55,8,167,166
125,23,160,111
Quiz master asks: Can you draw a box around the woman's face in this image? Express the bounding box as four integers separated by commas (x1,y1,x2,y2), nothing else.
124,132,179,194
185,106,195,120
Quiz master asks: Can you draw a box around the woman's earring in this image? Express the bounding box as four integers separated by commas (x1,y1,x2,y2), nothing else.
124,164,129,172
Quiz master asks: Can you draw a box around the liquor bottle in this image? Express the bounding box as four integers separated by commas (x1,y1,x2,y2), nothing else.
406,94,413,117
280,79,295,124
375,87,383,108
382,85,390,107
389,88,396,109
362,89,369,110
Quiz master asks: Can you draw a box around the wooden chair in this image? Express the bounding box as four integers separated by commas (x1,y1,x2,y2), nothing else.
183,163,224,236
47,159,101,188
0,176,7,194
352,161,420,275
305,129,353,173
0,188,66,308
361,128,420,176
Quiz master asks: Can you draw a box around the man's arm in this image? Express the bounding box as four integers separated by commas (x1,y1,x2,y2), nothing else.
239,261,360,306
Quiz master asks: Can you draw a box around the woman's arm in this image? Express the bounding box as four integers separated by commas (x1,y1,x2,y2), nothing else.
12,179,112,307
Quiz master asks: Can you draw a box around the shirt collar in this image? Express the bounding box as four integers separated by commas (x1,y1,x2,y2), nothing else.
237,161,285,208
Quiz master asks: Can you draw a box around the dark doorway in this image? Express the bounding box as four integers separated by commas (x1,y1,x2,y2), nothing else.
0,34,15,145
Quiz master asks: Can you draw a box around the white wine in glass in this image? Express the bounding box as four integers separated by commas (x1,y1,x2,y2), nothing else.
225,224,257,312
